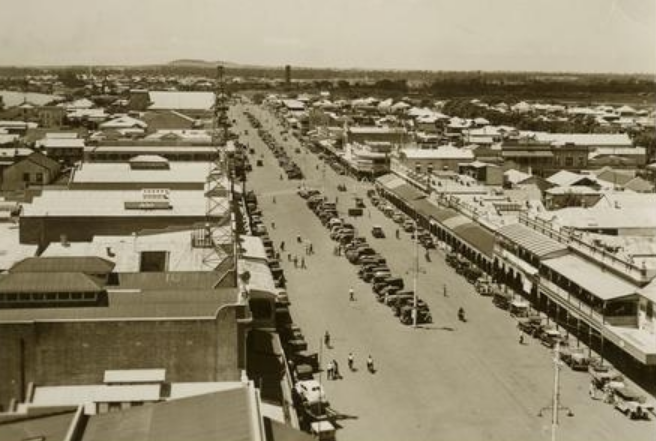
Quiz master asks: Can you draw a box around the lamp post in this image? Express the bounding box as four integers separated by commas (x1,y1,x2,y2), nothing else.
537,342,574,441
412,194,428,328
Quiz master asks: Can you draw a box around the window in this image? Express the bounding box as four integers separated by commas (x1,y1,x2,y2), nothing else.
23,173,30,182
577,156,585,166
35,173,44,183
140,251,168,272
565,157,574,167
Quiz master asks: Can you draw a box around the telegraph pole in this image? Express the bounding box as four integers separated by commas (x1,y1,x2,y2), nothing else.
538,343,574,441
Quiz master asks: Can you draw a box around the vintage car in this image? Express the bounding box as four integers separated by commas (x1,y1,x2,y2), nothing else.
493,291,513,310
517,315,545,336
509,299,531,317
559,346,590,370
613,386,654,419
371,225,385,238
294,380,327,405
537,326,566,348
399,304,432,325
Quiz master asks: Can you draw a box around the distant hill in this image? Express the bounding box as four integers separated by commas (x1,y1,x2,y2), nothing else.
168,59,243,68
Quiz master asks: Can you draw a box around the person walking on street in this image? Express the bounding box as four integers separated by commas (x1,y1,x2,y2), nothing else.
443,284,448,297
301,257,306,269
332,360,340,380
519,333,525,345
395,229,400,239
324,331,331,348
273,196,276,204
287,253,291,262
297,235,302,243
589,380,596,400
309,243,313,254
327,361,334,380
366,355,374,373
293,256,298,268
348,353,354,371
349,288,355,301
280,241,285,252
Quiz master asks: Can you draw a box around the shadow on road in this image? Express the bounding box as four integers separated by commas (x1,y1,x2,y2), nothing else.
417,325,456,332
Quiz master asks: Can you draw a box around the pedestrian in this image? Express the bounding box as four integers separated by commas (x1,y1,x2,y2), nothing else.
332,359,340,379
309,243,313,254
519,333,525,345
297,235,301,243
287,253,291,262
324,330,331,348
349,287,355,301
396,229,400,239
271,221,276,230
589,380,596,400
275,251,280,261
348,353,354,371
327,361,334,380
273,196,276,204
366,355,374,373
293,256,298,268
280,241,285,252
443,284,448,297
301,257,306,269
425,250,431,262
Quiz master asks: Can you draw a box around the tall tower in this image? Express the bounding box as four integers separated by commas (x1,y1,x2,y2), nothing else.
197,65,235,276
285,65,292,86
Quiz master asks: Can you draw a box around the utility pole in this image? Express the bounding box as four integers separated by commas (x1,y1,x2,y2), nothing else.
413,214,419,328
538,343,574,441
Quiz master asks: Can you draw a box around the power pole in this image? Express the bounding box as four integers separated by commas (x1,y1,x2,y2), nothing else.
538,343,574,441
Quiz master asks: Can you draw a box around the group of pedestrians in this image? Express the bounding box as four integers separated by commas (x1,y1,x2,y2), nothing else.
324,331,375,380
281,237,312,269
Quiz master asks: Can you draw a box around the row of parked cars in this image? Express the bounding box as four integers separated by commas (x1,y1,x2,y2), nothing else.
369,187,655,420
366,190,436,249
301,189,433,325
244,110,304,179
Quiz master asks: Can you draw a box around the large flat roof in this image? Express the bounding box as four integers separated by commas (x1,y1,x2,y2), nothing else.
22,189,218,218
42,227,232,273
0,223,38,271
148,91,215,111
86,145,218,153
72,162,209,185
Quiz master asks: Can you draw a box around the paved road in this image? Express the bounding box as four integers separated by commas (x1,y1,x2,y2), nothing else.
232,103,656,441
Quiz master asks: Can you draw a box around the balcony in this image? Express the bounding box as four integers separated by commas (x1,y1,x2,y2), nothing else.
539,278,604,327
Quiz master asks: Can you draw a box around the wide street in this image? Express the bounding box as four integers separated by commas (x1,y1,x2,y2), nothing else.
231,102,656,441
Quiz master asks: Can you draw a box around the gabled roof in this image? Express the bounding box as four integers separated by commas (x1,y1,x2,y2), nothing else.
23,151,60,172
82,388,258,441
497,223,568,258
10,256,115,274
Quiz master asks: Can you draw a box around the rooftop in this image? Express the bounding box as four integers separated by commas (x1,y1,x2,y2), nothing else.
72,162,209,185
400,146,475,160
42,227,232,273
22,189,218,218
148,91,215,111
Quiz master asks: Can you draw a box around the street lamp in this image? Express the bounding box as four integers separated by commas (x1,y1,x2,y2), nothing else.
537,343,574,441
412,194,428,328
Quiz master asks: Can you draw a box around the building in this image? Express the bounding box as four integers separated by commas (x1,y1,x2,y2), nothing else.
0,383,310,441
84,145,218,162
1,152,61,191
393,145,475,175
70,158,209,190
0,254,246,408
347,126,408,145
342,141,391,178
19,187,227,245
458,161,503,186
502,139,589,176
36,137,86,165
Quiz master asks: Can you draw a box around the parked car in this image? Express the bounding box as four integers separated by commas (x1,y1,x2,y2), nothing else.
613,386,654,419
402,220,415,232
517,315,545,336
371,225,385,238
537,326,565,348
559,346,590,371
294,380,327,405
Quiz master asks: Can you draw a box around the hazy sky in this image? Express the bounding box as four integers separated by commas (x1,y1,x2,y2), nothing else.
0,0,654,73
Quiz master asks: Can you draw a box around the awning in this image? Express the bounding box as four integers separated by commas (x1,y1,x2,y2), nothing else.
542,254,637,301
452,223,496,258
497,223,568,259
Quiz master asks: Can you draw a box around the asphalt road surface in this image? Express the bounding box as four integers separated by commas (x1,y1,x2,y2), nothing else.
231,103,656,441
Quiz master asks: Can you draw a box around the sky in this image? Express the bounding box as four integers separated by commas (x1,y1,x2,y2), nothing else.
0,0,654,73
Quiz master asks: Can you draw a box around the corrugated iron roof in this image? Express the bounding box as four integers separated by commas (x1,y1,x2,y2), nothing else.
10,256,115,274
0,272,104,293
497,223,568,258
